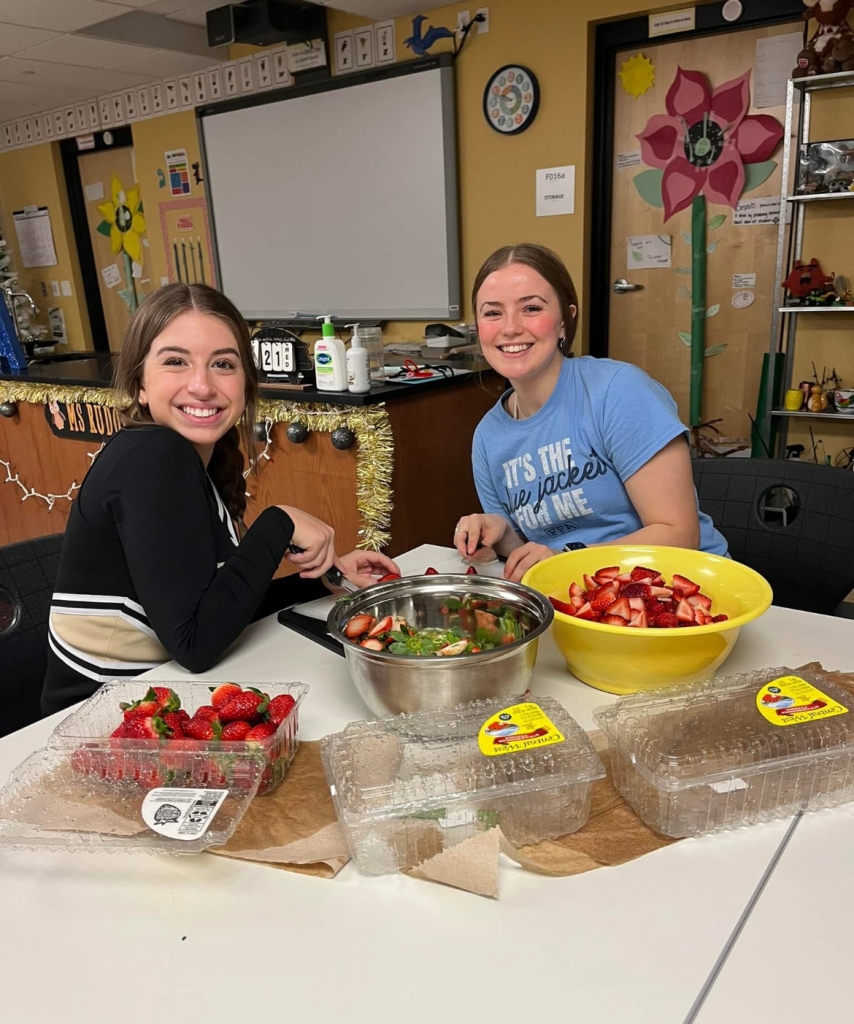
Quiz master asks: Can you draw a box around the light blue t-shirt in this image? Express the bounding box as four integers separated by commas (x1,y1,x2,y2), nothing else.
472,356,728,556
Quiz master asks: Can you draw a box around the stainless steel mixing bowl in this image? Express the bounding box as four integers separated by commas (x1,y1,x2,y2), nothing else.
327,574,554,715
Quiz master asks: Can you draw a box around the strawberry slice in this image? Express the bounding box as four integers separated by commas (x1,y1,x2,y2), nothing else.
711,614,729,623
368,615,393,637
628,597,646,612
616,572,632,582
649,586,673,598
688,594,712,610
570,595,586,609
645,599,670,617
629,608,648,628
549,596,575,615
593,566,621,583
609,596,632,621
672,574,700,597
569,582,585,599
574,602,596,620
424,567,439,575
465,566,478,575
601,613,629,627
651,612,680,628
676,599,697,624
583,574,599,593
591,591,617,613
630,566,660,582
344,614,376,639
360,638,385,651
621,582,652,599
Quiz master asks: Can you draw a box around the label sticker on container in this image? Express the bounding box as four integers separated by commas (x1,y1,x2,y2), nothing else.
757,676,848,727
141,788,228,840
478,702,565,756
709,778,748,794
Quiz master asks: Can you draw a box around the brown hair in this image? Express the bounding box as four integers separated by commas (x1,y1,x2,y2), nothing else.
471,243,579,356
113,283,257,520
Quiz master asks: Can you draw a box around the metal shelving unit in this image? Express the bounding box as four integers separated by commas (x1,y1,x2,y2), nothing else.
763,68,854,450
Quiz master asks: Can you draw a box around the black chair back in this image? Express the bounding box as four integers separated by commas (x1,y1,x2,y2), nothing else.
692,458,854,615
0,534,63,737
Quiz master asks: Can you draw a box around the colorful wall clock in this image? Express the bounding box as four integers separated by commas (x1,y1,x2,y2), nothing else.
483,65,540,135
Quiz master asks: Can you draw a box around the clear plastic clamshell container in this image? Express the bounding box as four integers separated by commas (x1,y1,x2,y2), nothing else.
594,666,854,838
0,679,308,854
320,693,604,876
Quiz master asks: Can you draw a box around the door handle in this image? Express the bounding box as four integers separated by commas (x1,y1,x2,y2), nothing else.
613,278,644,294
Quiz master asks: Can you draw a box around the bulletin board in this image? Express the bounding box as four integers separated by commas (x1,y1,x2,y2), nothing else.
158,197,216,287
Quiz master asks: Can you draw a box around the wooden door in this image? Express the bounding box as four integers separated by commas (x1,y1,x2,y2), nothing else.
607,21,801,438
78,147,151,352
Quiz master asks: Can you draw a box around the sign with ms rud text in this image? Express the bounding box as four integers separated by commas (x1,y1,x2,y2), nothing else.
44,400,124,441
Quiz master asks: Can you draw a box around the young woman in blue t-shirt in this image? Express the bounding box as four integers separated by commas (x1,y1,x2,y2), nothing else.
454,244,727,582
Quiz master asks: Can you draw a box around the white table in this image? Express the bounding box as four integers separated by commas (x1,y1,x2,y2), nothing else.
0,545,851,1024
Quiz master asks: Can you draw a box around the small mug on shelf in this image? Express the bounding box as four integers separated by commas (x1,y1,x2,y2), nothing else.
784,389,805,411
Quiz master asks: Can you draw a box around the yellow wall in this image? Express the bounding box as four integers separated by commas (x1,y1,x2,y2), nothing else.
0,144,92,351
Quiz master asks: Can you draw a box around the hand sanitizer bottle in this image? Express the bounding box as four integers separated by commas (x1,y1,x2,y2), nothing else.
345,323,370,394
314,315,347,392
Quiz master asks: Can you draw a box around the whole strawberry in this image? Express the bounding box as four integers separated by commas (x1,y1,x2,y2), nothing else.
221,720,252,741
120,686,179,721
123,715,168,740
210,683,242,710
193,705,220,722
246,722,277,741
266,694,296,726
218,689,269,723
184,717,223,741
160,711,185,738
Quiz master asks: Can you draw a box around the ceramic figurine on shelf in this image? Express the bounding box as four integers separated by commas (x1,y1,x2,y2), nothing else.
807,384,830,412
834,274,853,305
792,0,854,78
783,258,833,305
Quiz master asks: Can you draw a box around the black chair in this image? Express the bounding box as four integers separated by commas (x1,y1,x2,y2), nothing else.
0,534,63,737
692,458,854,616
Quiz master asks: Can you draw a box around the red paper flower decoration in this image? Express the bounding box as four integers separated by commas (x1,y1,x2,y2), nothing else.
636,67,783,221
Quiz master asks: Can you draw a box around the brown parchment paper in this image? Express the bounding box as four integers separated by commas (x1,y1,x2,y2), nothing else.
210,741,349,878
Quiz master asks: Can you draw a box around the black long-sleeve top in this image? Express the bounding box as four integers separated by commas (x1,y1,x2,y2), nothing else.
42,425,325,714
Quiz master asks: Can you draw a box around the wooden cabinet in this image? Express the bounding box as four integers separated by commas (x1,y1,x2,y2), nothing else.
0,376,503,553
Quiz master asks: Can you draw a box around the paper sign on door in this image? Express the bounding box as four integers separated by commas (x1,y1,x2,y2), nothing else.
627,234,672,269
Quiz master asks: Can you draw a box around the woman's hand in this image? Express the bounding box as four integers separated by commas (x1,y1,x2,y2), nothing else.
279,506,338,579
338,549,401,589
503,542,555,583
453,513,509,558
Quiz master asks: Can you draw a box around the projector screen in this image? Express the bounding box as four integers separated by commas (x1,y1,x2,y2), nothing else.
199,56,460,320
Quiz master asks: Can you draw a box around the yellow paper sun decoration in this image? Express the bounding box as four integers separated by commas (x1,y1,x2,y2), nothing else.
619,54,656,99
97,176,147,264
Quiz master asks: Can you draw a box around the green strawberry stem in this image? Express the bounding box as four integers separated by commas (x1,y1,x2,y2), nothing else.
690,194,706,427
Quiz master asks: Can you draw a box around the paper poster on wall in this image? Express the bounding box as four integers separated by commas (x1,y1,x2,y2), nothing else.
354,28,375,69
100,263,122,289
627,234,672,269
223,63,238,97
272,48,291,85
616,151,641,170
732,273,756,288
179,77,193,107
164,80,179,111
137,87,151,119
208,68,223,99
159,198,216,287
732,290,755,308
287,40,326,74
754,32,804,109
375,21,396,64
733,196,780,226
649,8,695,37
151,83,164,113
193,73,208,104
99,96,112,126
165,150,192,197
13,207,58,268
334,31,354,73
535,165,575,217
238,58,255,93
255,54,273,89
84,181,105,202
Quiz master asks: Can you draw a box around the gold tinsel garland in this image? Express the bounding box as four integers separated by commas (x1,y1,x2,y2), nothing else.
0,383,394,550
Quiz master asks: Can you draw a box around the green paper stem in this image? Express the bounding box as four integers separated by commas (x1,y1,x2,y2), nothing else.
122,251,138,315
690,195,706,427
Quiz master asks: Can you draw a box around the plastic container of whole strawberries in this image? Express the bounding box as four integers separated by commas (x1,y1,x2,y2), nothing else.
50,680,309,798
0,680,308,855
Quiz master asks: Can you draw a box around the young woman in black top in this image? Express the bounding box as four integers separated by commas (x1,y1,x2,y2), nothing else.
42,284,398,714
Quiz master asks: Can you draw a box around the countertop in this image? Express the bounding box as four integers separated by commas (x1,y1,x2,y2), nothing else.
0,353,491,406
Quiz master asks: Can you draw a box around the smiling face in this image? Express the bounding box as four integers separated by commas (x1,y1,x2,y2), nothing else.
138,311,246,462
475,263,575,384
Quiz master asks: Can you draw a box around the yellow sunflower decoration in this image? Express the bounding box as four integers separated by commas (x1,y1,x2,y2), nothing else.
97,176,146,265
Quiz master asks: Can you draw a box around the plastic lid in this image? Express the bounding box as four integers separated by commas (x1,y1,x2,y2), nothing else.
593,667,854,791
0,744,265,854
316,314,335,338
321,693,604,823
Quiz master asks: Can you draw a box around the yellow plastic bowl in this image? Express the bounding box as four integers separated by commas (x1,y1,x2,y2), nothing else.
522,545,772,695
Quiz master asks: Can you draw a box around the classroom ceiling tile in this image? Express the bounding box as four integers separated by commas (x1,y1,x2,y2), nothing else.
324,0,435,18
0,56,154,91
142,0,201,12
0,24,60,57
16,34,156,70
0,0,132,32
167,2,224,27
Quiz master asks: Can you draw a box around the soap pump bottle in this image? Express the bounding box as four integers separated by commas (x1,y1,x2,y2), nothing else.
345,323,370,394
313,315,347,392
